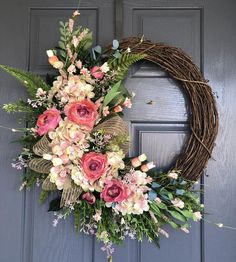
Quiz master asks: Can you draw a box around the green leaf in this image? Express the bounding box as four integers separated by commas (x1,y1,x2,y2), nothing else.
150,203,161,216
103,81,122,106
82,32,93,51
168,220,180,229
3,101,33,113
168,210,187,222
58,41,66,49
157,202,167,210
74,208,80,231
0,65,50,97
39,190,49,204
109,53,147,82
178,209,194,219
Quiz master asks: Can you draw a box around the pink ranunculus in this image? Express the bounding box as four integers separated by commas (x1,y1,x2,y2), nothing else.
82,192,96,205
101,179,129,203
36,108,61,136
90,66,104,79
81,152,107,182
64,99,98,130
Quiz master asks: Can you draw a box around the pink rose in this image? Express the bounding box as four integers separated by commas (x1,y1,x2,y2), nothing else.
65,99,98,130
81,152,107,182
101,179,129,203
36,108,61,136
82,192,96,205
90,66,104,79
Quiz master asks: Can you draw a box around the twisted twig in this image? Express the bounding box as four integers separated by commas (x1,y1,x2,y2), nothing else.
116,37,218,181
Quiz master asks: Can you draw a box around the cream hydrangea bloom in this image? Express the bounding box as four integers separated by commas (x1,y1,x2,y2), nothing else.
107,150,125,170
49,165,71,190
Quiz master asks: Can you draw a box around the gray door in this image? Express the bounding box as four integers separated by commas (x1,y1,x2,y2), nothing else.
0,0,235,261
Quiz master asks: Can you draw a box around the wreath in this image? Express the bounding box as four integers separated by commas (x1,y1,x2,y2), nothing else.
1,10,218,261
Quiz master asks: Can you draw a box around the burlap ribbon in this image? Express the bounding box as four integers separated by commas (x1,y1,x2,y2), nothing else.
94,115,130,154
28,115,129,207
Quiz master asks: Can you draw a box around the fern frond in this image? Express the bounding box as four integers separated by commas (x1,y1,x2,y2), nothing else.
3,101,33,113
109,53,147,82
0,65,50,97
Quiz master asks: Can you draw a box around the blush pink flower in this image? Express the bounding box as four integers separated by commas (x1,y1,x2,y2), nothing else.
82,192,96,205
102,106,110,116
67,64,76,74
90,66,104,79
68,18,74,33
123,97,132,108
76,60,82,69
171,198,185,209
36,108,61,136
81,152,107,182
64,99,98,130
101,179,129,203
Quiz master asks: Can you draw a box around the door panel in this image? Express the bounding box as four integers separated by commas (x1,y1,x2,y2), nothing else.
0,0,236,262
122,2,202,261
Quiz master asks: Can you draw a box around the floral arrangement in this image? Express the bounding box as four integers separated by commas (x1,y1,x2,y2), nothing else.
1,11,204,261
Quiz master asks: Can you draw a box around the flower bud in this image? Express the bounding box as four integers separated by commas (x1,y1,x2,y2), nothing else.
131,157,141,168
141,164,149,172
138,153,147,162
46,50,54,57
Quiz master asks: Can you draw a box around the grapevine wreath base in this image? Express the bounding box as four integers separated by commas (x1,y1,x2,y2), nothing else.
1,10,218,261
117,37,219,181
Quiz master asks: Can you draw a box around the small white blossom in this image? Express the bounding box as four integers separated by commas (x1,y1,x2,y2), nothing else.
171,198,185,209
167,172,178,180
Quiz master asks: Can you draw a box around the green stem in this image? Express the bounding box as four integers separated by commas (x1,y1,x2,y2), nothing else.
108,255,112,262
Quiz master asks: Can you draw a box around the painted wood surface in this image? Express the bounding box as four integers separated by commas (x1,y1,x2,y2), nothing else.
0,0,235,261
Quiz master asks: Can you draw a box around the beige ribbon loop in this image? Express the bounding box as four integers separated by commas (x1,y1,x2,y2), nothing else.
94,115,130,154
33,135,51,156
42,175,57,191
60,181,82,207
28,158,53,174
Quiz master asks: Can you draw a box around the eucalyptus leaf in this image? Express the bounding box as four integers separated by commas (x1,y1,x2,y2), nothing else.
113,50,121,59
152,182,161,188
148,190,157,201
112,39,119,50
176,189,185,195
92,45,102,60
94,45,102,54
